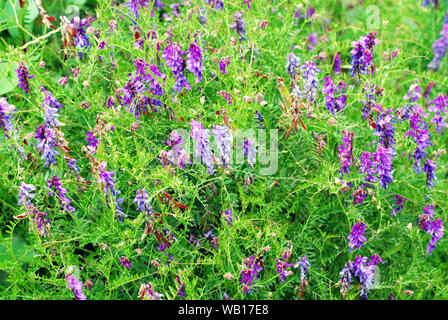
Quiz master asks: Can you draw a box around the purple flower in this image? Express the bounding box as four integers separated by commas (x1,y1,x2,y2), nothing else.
294,256,311,290
300,61,321,104
374,144,394,189
241,255,262,294
423,159,437,189
428,95,447,134
391,194,408,216
361,83,381,121
66,157,80,175
348,222,367,252
191,120,214,174
121,74,146,118
17,182,36,206
0,97,16,138
219,56,231,75
85,130,99,153
133,188,155,216
428,24,448,71
338,130,354,178
41,86,64,111
243,138,257,168
186,41,205,84
162,42,191,93
338,263,353,298
71,16,92,58
349,32,378,77
120,256,132,269
35,124,59,167
98,161,126,222
106,96,116,109
286,52,301,79
333,52,341,73
352,186,367,205
351,255,375,300
274,258,293,283
404,106,431,174
322,76,347,116
224,208,234,225
307,32,318,51
66,274,86,300
176,274,186,297
16,62,34,94
47,175,75,213
426,218,444,255
230,11,247,42
373,110,396,149
213,125,232,167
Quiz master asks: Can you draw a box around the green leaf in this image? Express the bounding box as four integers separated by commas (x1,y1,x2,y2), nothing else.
0,61,18,96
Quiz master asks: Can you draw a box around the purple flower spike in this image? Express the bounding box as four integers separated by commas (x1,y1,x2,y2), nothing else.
243,138,257,168
219,56,231,75
186,41,205,84
35,124,59,167
176,274,186,297
0,98,17,138
18,182,36,207
348,222,367,252
391,194,408,216
274,258,293,283
191,120,214,174
338,130,354,179
16,62,34,94
47,175,75,213
213,125,232,167
66,274,86,300
423,159,437,189
133,188,155,216
286,52,301,79
426,218,444,255
120,256,132,269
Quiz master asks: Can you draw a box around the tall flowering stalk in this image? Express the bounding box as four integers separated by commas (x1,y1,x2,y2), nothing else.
322,76,347,115
162,42,191,93
294,256,311,298
133,188,155,216
230,12,247,42
66,274,86,300
186,40,205,84
349,32,378,77
338,130,354,178
428,95,447,134
0,98,17,138
98,161,126,222
241,255,263,294
418,204,444,255
428,24,448,71
404,106,431,174
243,138,257,168
16,62,34,94
191,120,214,174
47,175,75,213
35,124,59,167
348,222,367,251
213,125,232,167
300,61,321,105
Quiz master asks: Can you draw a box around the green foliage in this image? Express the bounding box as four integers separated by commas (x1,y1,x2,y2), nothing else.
0,0,447,300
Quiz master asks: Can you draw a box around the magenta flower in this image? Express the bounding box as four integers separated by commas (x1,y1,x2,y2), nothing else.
120,256,132,269
338,130,354,178
274,258,293,283
219,56,231,75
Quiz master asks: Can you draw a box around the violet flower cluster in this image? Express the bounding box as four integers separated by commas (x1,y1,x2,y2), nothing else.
0,97,16,138
98,161,126,222
286,52,301,79
349,32,379,77
404,106,431,174
321,76,347,116
16,62,34,94
241,255,263,294
186,41,205,84
418,204,445,255
338,254,383,300
243,138,257,168
230,12,247,42
191,120,215,174
274,258,293,283
348,221,367,252
294,256,311,292
162,42,191,93
391,194,408,216
213,125,232,167
47,175,75,213
428,95,447,134
428,24,448,71
70,16,92,59
35,124,60,167
337,130,354,179
133,188,155,216
66,274,86,300
300,61,321,105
